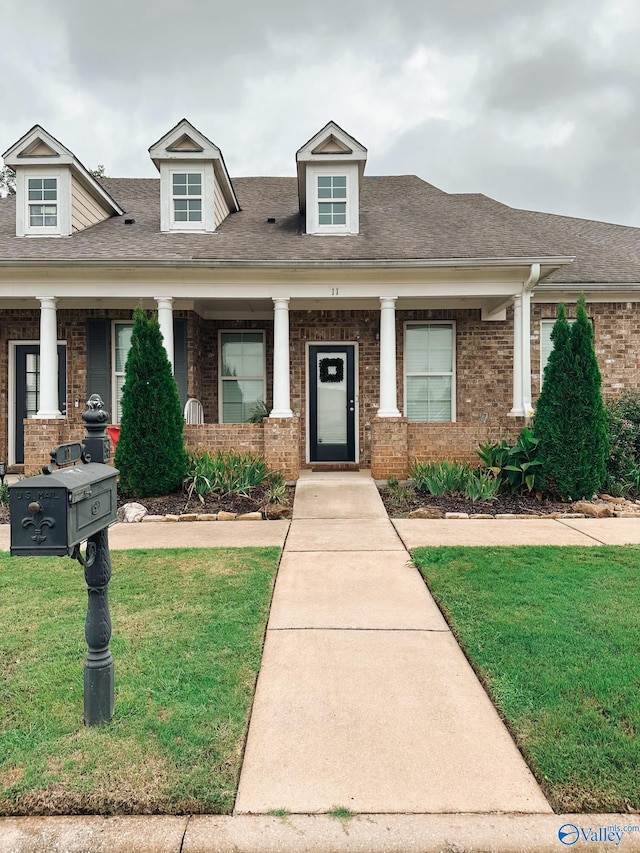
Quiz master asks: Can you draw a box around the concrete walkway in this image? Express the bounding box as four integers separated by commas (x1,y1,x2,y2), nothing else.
235,471,551,815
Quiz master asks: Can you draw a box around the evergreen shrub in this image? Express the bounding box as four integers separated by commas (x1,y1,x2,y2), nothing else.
535,297,609,499
115,307,188,497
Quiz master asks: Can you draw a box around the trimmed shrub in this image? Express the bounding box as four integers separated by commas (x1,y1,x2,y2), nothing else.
604,391,640,494
115,307,188,497
535,297,609,499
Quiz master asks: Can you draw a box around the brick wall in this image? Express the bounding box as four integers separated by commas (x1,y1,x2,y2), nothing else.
7,300,640,476
23,419,76,474
371,417,408,479
408,419,526,467
263,417,301,481
183,423,264,456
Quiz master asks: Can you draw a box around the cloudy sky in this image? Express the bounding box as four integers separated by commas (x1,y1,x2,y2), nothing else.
2,0,640,225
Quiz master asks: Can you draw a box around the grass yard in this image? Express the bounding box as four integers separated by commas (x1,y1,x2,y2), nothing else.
412,546,640,813
0,547,280,815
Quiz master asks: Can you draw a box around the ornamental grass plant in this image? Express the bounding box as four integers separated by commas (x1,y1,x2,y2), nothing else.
183,451,269,503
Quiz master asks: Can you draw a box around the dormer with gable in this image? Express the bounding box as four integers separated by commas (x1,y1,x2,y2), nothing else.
2,125,123,237
148,119,240,233
296,121,367,236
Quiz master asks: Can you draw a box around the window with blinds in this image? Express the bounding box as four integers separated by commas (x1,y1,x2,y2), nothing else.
404,322,455,422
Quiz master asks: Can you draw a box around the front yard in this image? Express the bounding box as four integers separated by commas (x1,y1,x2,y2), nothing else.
412,545,640,813
0,547,280,815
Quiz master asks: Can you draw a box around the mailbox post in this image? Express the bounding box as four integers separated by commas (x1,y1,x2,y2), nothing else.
9,394,118,726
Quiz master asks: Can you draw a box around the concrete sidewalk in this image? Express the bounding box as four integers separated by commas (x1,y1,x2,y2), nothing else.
235,471,551,815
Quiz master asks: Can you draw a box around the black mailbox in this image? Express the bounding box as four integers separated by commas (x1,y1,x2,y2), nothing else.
10,461,117,557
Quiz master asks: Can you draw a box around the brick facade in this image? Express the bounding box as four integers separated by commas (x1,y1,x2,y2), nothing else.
8,301,640,477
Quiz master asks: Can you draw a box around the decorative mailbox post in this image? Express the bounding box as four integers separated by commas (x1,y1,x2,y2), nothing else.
9,395,118,726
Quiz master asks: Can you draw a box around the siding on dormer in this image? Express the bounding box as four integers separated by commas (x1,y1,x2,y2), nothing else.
71,176,111,233
214,172,231,228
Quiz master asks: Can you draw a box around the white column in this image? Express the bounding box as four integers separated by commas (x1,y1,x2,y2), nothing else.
510,293,523,416
270,297,293,418
155,297,174,374
509,290,533,417
521,288,532,415
377,297,401,418
36,296,62,418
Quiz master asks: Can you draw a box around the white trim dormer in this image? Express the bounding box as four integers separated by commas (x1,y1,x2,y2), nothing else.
148,119,240,233
2,125,124,238
296,121,367,236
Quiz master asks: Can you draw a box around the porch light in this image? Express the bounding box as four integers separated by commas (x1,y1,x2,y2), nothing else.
0,461,6,485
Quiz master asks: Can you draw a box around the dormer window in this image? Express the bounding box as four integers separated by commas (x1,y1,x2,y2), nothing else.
318,176,347,226
172,171,202,226
28,178,58,227
296,121,367,236
149,119,240,233
3,125,123,237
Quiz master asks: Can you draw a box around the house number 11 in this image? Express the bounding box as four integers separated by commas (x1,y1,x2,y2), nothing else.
331,288,339,295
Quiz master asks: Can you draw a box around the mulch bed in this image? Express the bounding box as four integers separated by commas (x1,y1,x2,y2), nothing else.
377,485,571,518
115,483,296,518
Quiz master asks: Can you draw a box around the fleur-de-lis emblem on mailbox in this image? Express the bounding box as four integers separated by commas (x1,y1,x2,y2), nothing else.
21,502,56,544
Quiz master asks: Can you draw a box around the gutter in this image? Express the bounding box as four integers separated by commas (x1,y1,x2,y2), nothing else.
0,255,576,270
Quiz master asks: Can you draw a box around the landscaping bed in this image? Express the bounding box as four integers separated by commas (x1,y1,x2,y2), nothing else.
378,484,570,518
116,483,295,520
0,547,280,815
412,546,640,813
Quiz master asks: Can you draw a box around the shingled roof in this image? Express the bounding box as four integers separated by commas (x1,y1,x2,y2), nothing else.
0,174,639,283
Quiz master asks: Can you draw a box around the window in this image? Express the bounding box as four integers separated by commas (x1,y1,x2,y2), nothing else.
318,175,346,225
113,322,133,423
28,178,57,227
404,323,455,422
540,318,576,379
172,172,202,224
219,331,265,423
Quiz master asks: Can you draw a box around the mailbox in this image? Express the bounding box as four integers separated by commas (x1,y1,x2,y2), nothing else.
10,461,117,557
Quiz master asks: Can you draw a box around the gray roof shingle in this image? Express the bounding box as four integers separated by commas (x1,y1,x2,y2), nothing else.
0,174,638,283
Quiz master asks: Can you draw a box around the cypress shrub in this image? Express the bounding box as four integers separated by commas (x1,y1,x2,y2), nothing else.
535,297,609,499
115,307,188,497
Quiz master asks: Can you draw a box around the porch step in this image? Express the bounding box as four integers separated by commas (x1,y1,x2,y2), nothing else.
310,464,360,472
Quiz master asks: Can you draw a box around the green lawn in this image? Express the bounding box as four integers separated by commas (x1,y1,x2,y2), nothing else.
412,546,640,813
0,547,280,815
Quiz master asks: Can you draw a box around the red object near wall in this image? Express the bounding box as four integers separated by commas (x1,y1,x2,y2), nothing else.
107,426,121,450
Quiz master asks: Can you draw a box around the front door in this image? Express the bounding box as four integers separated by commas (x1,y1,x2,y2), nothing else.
14,344,67,465
309,344,356,462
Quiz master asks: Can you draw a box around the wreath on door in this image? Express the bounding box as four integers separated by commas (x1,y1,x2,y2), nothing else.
319,357,344,383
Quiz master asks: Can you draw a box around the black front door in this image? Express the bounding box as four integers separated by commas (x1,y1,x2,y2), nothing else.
14,344,66,464
309,344,356,462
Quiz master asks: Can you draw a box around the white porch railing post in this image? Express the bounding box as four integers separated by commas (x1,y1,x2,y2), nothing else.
377,297,401,418
270,297,293,418
36,296,62,418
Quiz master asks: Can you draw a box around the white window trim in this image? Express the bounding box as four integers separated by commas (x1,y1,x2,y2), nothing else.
16,168,71,237
218,329,267,423
305,163,359,235
170,168,203,230
403,321,457,423
112,321,133,425
159,161,215,233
